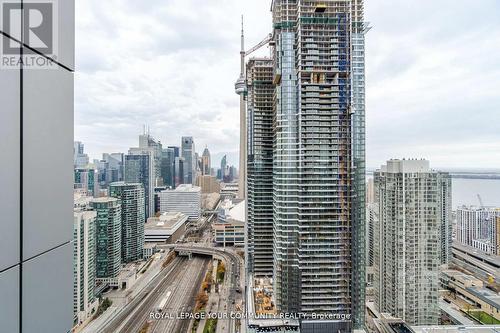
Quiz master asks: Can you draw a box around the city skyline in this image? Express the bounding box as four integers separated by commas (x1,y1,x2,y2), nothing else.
76,0,500,169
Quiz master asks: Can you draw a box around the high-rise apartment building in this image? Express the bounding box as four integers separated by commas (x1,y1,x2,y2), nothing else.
456,206,500,255
0,2,75,331
125,149,154,218
373,159,451,325
91,198,122,280
181,136,196,185
73,209,98,325
246,58,274,278
265,1,367,330
109,182,145,263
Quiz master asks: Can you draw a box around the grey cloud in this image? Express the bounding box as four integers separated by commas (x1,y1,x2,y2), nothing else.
76,0,500,169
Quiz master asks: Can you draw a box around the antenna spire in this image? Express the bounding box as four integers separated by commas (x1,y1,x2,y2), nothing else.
240,15,245,75
240,15,244,52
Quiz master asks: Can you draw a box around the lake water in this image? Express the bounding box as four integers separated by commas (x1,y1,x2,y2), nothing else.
452,178,500,209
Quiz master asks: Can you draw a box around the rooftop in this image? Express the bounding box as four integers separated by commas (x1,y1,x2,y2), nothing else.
378,159,431,174
246,275,300,328
442,269,484,288
91,197,119,203
74,192,93,210
145,212,188,230
221,182,238,190
109,181,142,188
229,200,245,222
466,286,500,309
165,184,200,193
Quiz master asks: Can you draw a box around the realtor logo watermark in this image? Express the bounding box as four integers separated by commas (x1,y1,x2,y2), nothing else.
1,0,58,69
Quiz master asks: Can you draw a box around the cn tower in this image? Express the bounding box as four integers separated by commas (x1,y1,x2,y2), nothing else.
234,16,247,199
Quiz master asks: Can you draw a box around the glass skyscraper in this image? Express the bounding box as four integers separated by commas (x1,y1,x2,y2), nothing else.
91,198,122,279
181,136,196,185
109,182,145,263
268,1,367,331
125,151,154,218
246,58,274,278
161,147,176,188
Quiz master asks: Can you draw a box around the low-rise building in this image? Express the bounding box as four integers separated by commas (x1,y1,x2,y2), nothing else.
220,182,239,200
143,243,158,259
145,212,188,243
213,199,245,247
441,269,500,323
97,263,138,289
372,313,415,333
246,275,300,333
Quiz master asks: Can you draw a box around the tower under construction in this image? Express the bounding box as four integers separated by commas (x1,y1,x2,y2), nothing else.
269,0,367,331
246,58,275,278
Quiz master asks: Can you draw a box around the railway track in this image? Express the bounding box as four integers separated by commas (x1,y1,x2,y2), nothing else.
100,256,186,333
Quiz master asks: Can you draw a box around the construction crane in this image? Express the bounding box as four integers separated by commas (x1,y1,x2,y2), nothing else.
477,194,485,208
234,19,272,96
246,33,273,57
234,16,273,199
234,32,272,95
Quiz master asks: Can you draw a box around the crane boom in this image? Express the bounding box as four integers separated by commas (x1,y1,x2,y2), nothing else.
477,194,484,208
245,33,272,57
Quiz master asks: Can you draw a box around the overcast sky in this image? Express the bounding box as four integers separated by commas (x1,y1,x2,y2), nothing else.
75,0,500,170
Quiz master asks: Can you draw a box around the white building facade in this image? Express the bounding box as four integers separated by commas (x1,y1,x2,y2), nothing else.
456,206,500,255
213,200,245,247
159,184,201,221
374,159,452,325
73,210,99,325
